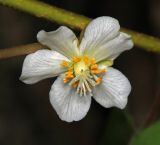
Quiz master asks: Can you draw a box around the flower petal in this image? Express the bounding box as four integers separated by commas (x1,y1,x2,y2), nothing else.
20,49,69,84
80,16,133,62
80,17,120,56
93,67,131,109
37,26,79,59
49,75,91,122
95,32,133,61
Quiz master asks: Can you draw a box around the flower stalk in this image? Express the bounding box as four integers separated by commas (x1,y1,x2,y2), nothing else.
0,0,160,60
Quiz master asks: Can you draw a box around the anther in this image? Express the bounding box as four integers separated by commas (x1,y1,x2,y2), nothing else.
73,57,81,63
91,64,98,70
63,78,69,83
61,61,69,67
91,58,96,65
96,77,102,85
71,81,79,88
91,69,106,74
83,56,89,65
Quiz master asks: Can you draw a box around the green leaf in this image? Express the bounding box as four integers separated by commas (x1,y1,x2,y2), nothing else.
101,108,134,145
130,121,160,145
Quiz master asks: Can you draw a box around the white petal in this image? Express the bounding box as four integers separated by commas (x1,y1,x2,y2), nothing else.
37,26,79,59
80,16,133,62
93,67,131,109
49,75,91,122
20,49,69,84
94,32,133,61
80,17,119,57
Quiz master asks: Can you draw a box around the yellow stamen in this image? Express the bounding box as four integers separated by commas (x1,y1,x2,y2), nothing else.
65,71,74,79
68,67,73,71
63,78,69,83
73,57,81,63
71,81,79,88
96,77,102,85
91,69,106,74
91,64,98,70
83,56,89,65
64,72,74,83
66,75,74,79
91,58,96,65
61,60,69,67
65,71,73,75
101,69,106,73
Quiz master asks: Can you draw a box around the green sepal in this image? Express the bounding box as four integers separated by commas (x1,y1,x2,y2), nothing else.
98,59,114,67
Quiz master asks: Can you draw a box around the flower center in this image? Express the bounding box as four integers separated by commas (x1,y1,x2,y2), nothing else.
74,60,88,76
61,56,106,96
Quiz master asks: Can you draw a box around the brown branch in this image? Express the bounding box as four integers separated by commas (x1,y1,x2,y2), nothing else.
0,43,44,59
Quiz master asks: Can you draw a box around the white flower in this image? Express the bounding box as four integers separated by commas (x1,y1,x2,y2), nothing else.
20,16,133,122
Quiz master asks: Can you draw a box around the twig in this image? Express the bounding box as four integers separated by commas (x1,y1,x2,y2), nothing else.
0,43,44,59
122,28,160,53
0,0,91,30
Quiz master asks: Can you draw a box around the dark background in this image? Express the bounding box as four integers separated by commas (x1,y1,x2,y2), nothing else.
0,0,160,145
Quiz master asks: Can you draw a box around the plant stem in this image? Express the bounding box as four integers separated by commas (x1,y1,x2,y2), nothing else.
122,28,160,53
0,43,44,59
0,0,91,30
0,0,160,60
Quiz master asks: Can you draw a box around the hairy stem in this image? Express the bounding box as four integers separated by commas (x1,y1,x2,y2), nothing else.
0,0,160,60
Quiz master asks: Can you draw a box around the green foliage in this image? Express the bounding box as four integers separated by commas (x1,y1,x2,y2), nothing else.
130,121,160,145
101,108,134,145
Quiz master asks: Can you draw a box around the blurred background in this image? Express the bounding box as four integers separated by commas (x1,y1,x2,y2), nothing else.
0,0,160,145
